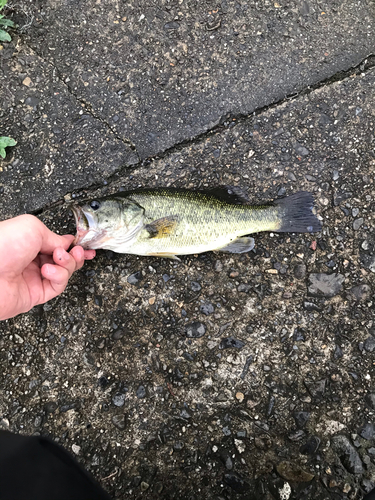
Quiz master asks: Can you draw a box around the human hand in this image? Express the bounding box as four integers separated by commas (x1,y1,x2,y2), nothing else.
0,214,96,320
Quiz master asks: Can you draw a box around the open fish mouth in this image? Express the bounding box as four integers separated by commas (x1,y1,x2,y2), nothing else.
71,205,109,248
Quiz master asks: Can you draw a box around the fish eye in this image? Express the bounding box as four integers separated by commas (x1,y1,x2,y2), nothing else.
90,200,101,211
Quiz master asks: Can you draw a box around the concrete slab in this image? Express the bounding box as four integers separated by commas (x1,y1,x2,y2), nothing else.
1,65,375,499
0,43,138,218
14,0,375,161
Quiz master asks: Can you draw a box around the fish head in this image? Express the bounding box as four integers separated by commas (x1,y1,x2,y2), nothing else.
71,197,144,250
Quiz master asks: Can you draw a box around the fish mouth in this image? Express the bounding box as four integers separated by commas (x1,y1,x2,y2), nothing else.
71,205,108,249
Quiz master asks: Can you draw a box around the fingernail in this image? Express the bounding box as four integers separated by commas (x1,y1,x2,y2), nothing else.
46,264,56,275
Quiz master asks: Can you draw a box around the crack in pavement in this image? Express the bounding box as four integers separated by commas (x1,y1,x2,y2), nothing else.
31,53,375,217
24,42,140,157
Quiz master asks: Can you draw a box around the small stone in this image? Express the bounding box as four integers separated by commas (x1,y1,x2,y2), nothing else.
303,301,322,312
127,271,142,284
304,379,326,399
173,441,184,451
140,482,149,492
222,426,231,436
220,337,245,349
353,218,364,231
359,423,375,440
365,394,375,409
136,385,146,398
223,473,250,494
234,439,246,454
332,170,339,180
112,329,125,340
112,414,126,430
300,436,321,455
293,142,310,156
149,296,155,305
331,435,363,474
190,281,201,292
22,76,32,86
276,461,314,482
287,172,297,181
72,444,81,455
180,409,191,419
200,303,214,315
364,337,375,352
214,260,223,272
229,271,239,278
293,264,306,279
277,186,286,196
352,208,359,217
235,392,244,402
308,273,344,298
293,411,310,428
184,322,206,338
348,284,371,301
112,393,126,407
237,283,251,293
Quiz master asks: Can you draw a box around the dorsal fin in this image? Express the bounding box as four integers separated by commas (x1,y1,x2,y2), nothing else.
199,186,249,205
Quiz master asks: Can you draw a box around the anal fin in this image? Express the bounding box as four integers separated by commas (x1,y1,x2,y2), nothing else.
147,252,181,261
218,236,255,254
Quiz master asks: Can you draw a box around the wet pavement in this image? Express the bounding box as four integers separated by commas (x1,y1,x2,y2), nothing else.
1,1,375,499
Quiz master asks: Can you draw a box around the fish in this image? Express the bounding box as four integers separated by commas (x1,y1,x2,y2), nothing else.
71,187,322,259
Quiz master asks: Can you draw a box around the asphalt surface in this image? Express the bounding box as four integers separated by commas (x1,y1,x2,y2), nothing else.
1,1,375,499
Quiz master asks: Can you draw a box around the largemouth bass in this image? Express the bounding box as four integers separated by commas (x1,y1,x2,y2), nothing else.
71,187,321,259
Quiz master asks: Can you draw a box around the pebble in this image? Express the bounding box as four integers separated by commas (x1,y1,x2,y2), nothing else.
223,473,250,494
359,423,375,440
365,394,375,409
293,264,306,280
235,392,244,403
112,414,126,430
136,385,146,398
364,337,375,353
303,301,322,312
353,218,364,231
332,170,339,180
331,435,363,474
220,337,245,349
214,260,223,272
237,283,251,293
348,284,371,301
190,281,201,292
112,393,126,407
293,411,310,428
127,271,142,284
308,273,344,298
304,379,326,398
293,142,310,156
112,329,125,340
180,409,191,419
299,436,321,455
200,303,214,315
173,441,184,451
184,322,206,338
276,461,314,482
352,208,359,217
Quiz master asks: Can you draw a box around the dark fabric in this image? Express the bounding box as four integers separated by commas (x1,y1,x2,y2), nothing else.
0,430,111,500
364,490,375,500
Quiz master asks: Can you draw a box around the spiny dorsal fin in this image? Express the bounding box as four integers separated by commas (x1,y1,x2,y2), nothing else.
145,215,178,239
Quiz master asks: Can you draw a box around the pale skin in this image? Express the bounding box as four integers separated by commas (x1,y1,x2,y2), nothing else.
0,215,96,321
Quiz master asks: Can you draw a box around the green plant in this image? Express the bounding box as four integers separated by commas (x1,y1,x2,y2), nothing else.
0,136,16,158
0,0,15,42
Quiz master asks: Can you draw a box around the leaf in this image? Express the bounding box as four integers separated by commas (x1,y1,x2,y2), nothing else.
0,136,17,157
0,18,14,27
0,0,8,9
0,28,10,41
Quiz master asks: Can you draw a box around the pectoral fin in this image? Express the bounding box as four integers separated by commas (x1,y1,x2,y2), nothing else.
145,215,178,239
218,236,255,254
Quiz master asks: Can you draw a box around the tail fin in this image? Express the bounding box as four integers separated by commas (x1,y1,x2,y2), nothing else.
274,191,322,233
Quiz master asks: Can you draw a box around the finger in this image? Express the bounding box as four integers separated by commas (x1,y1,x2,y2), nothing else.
37,254,54,268
52,247,78,277
69,245,85,271
34,216,75,254
40,264,70,302
84,249,96,260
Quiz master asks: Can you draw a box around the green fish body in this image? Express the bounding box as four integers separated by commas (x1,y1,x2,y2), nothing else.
72,187,321,258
